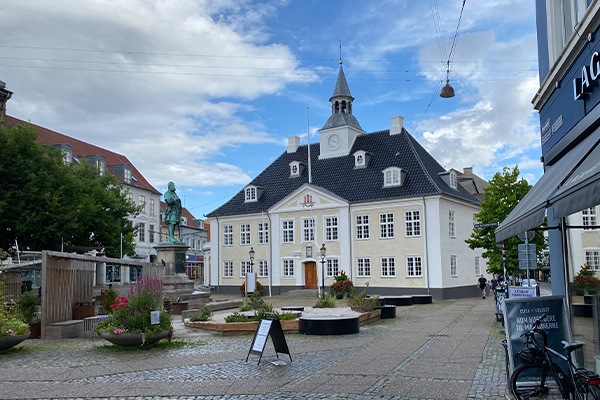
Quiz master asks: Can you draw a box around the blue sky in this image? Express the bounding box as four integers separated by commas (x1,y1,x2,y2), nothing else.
1,0,541,219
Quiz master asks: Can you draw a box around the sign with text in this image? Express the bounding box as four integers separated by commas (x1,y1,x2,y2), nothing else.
508,287,536,298
503,296,570,375
246,314,291,365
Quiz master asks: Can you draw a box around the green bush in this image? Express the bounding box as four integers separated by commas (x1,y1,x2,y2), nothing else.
239,303,251,312
102,286,119,314
0,275,29,337
15,290,38,324
225,312,252,323
347,286,380,312
189,306,212,322
277,311,297,321
314,293,336,308
248,291,269,310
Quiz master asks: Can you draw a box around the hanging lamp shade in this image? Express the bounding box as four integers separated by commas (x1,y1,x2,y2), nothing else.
440,82,455,98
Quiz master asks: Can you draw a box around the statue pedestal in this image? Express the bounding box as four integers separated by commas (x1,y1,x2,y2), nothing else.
155,243,193,299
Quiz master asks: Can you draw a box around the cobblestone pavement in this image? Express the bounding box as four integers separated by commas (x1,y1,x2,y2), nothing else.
0,296,509,400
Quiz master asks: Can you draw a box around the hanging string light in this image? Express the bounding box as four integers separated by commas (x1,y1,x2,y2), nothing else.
440,0,466,99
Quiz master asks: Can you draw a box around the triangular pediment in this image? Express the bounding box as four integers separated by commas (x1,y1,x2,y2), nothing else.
269,183,348,213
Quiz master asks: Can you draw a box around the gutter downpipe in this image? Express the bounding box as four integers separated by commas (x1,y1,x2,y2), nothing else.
348,203,353,282
423,196,430,296
215,216,220,294
264,210,273,297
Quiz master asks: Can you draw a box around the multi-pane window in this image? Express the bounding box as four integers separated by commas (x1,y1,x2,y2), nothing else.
149,199,155,215
450,172,457,189
258,222,269,244
139,195,146,213
124,168,132,184
259,260,268,277
475,256,481,276
282,219,294,243
379,213,395,238
356,215,370,240
406,256,422,277
583,207,597,229
128,192,133,202
282,258,294,277
245,187,256,202
326,258,339,277
223,225,233,246
384,169,400,186
241,260,252,277
451,255,457,277
449,210,456,238
325,216,338,241
586,250,600,270
405,210,421,237
223,261,233,278
303,217,315,242
138,222,145,242
357,258,371,277
149,224,155,243
381,257,396,277
240,223,251,245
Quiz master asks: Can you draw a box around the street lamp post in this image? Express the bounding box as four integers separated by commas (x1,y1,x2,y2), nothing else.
249,246,255,273
319,243,326,297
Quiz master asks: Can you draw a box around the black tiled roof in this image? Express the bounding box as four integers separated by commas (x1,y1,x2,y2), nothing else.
207,129,479,217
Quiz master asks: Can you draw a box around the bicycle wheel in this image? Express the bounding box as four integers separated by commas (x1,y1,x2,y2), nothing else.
511,364,555,400
576,376,600,400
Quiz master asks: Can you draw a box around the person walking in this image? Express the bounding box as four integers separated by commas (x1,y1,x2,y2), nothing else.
477,274,488,299
490,275,498,296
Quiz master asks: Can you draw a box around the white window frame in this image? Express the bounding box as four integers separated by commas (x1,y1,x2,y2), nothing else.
138,222,145,242
585,249,600,270
324,216,339,241
282,258,295,278
449,171,457,189
302,217,315,243
282,219,294,244
356,214,370,240
475,256,481,276
381,257,396,277
149,199,155,216
382,167,405,187
357,257,371,277
449,210,456,238
406,256,422,277
124,167,132,184
240,260,252,277
245,187,257,202
583,207,597,230
405,210,421,237
223,261,233,278
258,222,269,244
149,224,155,244
240,223,251,245
139,195,146,213
379,212,395,239
326,257,340,277
258,260,268,277
451,255,458,277
223,225,233,246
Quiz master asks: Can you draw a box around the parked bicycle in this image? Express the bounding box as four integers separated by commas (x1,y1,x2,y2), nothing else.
509,314,600,399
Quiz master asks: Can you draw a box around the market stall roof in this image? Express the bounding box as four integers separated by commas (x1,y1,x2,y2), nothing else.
495,128,600,242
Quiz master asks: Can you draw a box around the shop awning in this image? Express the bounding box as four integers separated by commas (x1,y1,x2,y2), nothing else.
495,128,600,242
550,141,600,219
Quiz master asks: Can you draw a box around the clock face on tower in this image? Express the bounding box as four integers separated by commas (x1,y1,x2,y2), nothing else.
327,133,341,150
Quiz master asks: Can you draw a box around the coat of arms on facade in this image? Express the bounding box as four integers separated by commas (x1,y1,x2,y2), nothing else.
302,193,314,208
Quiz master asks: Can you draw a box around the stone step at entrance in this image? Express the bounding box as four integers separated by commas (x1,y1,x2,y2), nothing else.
281,289,319,298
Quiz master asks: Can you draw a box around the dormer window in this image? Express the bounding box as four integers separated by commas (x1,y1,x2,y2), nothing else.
450,171,457,190
55,143,73,165
245,187,256,201
124,166,132,184
244,185,263,202
289,161,305,178
353,150,371,169
97,159,105,176
382,167,407,187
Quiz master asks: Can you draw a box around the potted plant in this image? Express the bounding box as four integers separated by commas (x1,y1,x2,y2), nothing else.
95,275,172,346
572,264,600,295
331,270,354,299
171,298,189,315
15,290,40,339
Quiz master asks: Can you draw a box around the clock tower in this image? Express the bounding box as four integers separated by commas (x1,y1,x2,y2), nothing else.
319,61,365,159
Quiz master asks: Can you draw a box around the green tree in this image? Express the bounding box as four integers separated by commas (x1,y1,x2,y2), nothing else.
466,166,546,278
0,121,139,257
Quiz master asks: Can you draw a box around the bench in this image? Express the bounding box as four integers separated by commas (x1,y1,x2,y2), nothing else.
45,320,85,339
299,315,360,335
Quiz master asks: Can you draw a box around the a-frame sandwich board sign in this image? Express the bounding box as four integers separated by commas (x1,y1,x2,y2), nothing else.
246,312,292,365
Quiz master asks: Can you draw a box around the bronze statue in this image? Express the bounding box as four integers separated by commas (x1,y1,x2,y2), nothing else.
163,181,182,243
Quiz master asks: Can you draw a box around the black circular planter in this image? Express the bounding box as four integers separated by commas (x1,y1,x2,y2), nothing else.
411,295,433,305
299,315,359,335
380,296,413,306
376,305,396,319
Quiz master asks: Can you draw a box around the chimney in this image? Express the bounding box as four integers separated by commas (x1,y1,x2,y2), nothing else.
463,167,473,176
390,115,404,135
287,135,300,153
0,81,13,119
